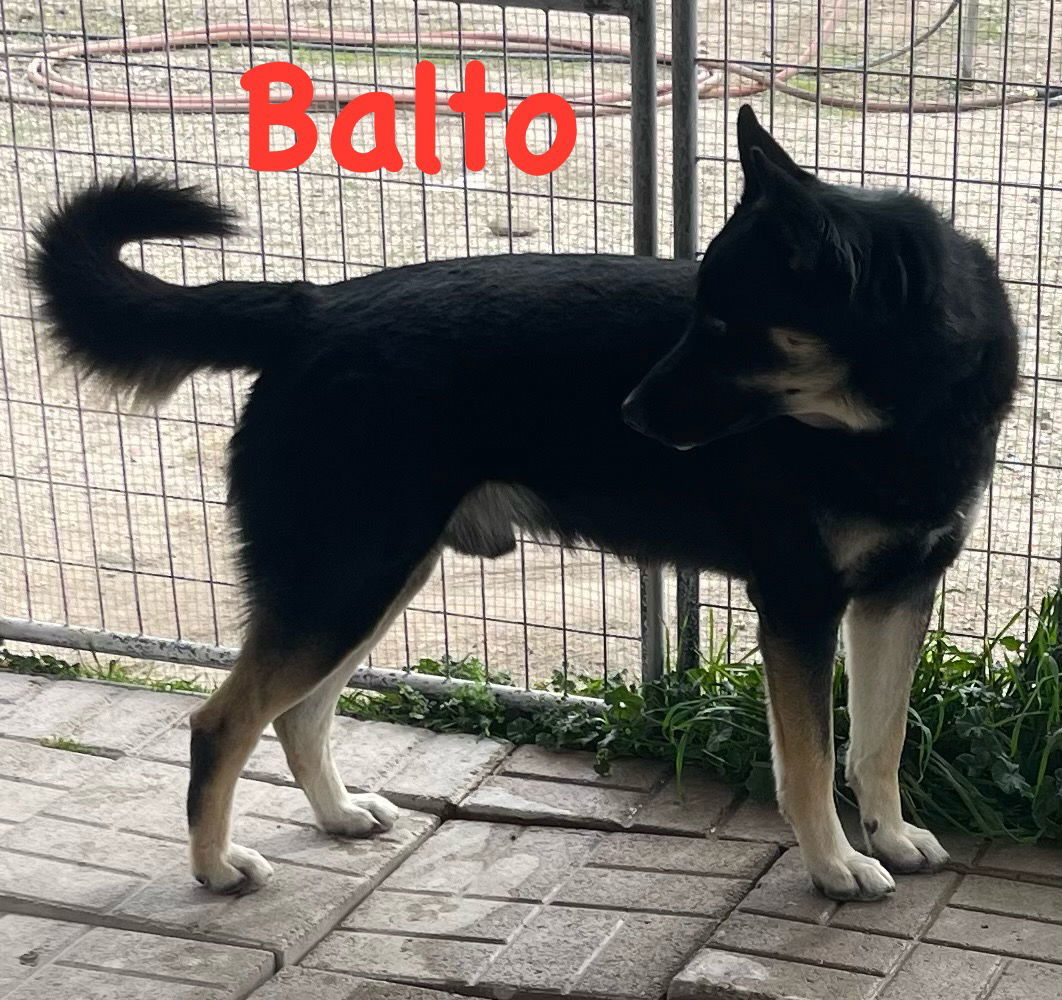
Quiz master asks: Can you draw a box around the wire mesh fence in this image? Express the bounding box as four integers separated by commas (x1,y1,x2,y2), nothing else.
682,0,1061,658
0,0,1059,692
0,0,660,690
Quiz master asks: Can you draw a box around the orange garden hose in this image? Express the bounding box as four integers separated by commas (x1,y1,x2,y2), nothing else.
0,2,1045,117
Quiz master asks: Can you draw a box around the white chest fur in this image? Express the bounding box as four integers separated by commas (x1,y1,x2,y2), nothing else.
821,494,984,582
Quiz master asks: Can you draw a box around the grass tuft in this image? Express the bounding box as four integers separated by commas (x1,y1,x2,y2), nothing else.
39,735,95,754
0,650,211,694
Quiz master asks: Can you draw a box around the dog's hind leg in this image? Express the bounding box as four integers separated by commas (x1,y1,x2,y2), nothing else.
757,597,895,901
844,583,949,874
187,550,440,895
187,626,340,894
271,550,439,838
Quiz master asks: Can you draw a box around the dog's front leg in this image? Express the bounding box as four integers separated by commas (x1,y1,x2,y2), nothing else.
843,583,949,873
758,605,895,901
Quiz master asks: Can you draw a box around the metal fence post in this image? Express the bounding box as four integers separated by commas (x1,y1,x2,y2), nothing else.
629,0,664,683
629,0,657,262
672,0,701,673
960,0,981,78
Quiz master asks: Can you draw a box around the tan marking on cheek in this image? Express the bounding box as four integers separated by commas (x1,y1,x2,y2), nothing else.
741,330,889,432
741,357,846,397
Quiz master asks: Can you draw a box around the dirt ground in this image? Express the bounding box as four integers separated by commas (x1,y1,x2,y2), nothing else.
0,0,1059,686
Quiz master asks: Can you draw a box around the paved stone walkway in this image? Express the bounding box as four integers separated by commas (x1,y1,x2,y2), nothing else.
1,672,1061,999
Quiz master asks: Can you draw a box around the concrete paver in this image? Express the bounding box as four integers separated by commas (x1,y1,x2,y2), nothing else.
589,830,779,878
875,944,1004,1000
304,819,772,998
0,738,112,828
459,743,736,833
0,914,87,996
716,796,798,846
498,742,669,789
573,911,719,999
709,911,909,976
114,862,376,966
0,681,439,965
0,915,272,999
738,846,839,924
632,772,738,835
0,676,46,706
4,674,1062,1000
990,957,1062,999
831,870,961,938
975,842,1062,882
246,968,469,999
458,772,648,827
949,873,1062,923
873,946,1062,1000
0,737,113,786
0,679,198,754
347,891,534,941
926,906,1062,963
0,778,436,962
0,778,66,825
668,949,881,999
936,834,988,869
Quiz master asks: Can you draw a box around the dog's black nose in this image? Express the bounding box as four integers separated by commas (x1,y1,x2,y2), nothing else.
621,391,647,434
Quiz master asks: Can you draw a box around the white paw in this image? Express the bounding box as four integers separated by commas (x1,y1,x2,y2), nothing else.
866,821,950,874
319,793,400,837
193,843,273,895
808,849,896,901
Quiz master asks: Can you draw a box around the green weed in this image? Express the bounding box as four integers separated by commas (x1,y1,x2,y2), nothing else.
0,649,212,695
39,735,94,754
336,591,1062,842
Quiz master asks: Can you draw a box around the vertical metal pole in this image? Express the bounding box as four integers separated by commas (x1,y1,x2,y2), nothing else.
671,0,698,263
629,0,664,683
630,0,657,261
672,0,701,672
675,567,700,671
961,0,980,78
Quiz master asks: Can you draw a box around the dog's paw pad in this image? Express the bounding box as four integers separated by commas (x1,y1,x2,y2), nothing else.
811,851,895,901
193,843,273,895
869,822,949,874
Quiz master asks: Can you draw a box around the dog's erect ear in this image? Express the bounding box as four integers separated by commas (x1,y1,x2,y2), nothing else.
751,148,860,292
737,105,814,201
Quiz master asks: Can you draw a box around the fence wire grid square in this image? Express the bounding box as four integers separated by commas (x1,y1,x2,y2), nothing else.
0,0,1059,689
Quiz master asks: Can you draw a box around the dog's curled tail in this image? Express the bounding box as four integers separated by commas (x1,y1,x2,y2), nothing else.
31,176,310,403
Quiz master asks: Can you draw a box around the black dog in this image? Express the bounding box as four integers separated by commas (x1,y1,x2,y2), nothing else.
31,106,1017,902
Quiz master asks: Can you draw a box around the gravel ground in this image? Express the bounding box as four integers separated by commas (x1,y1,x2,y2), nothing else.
0,0,1059,686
